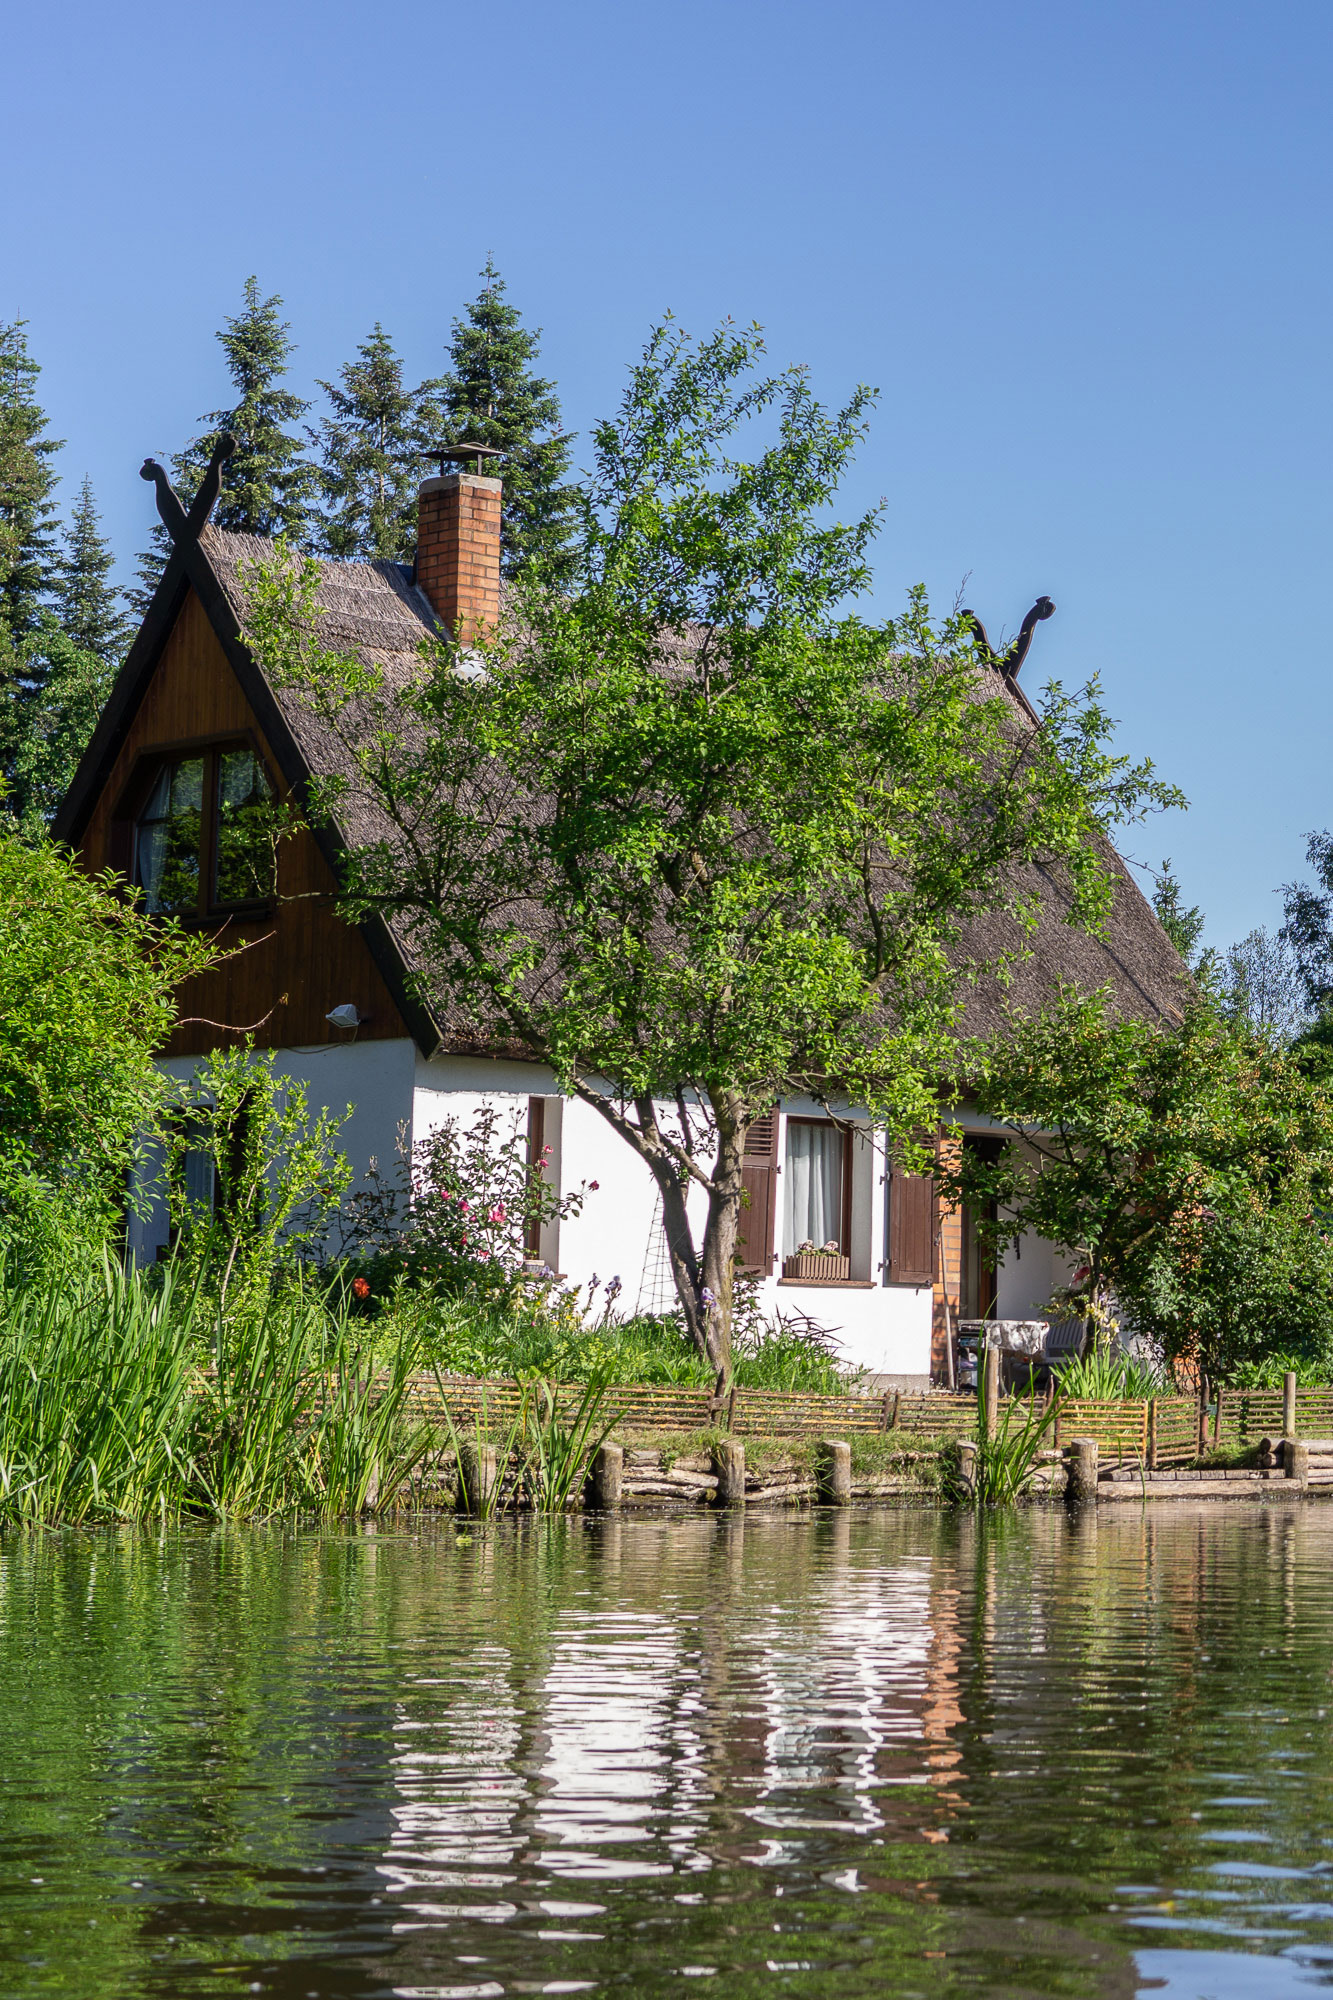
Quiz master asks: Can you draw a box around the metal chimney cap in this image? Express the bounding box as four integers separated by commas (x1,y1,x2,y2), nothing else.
436,441,503,477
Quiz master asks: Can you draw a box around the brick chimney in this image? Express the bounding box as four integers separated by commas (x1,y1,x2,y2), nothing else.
415,471,502,644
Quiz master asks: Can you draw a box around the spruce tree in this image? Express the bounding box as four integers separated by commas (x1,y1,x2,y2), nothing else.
133,277,317,609
58,478,132,667
431,260,575,581
311,323,433,561
0,319,63,646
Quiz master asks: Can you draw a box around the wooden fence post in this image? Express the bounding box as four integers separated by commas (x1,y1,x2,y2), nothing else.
1197,1374,1209,1460
589,1442,624,1512
1212,1386,1223,1447
711,1439,746,1507
1284,1372,1298,1440
1065,1436,1099,1505
815,1439,852,1506
1147,1399,1157,1472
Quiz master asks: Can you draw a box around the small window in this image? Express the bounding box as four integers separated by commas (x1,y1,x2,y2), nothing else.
134,744,276,916
783,1118,848,1254
216,748,276,906
136,757,205,914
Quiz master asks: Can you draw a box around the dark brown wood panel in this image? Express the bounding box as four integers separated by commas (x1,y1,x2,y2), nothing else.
77,589,409,1058
887,1163,935,1285
737,1108,779,1273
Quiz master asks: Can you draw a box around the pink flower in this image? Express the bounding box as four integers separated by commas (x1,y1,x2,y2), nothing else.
488,1204,506,1224
459,1200,470,1215
477,1249,490,1261
589,1180,599,1191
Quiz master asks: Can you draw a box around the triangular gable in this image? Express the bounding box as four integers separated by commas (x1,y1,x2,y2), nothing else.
55,535,440,1059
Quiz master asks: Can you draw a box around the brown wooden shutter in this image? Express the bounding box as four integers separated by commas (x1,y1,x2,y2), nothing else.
736,1108,779,1273
887,1161,935,1284
524,1097,546,1256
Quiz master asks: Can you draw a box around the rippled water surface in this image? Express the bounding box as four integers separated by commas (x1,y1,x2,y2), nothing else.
5,1505,1333,1998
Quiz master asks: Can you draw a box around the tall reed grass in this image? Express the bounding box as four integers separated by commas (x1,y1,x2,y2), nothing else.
0,1258,431,1526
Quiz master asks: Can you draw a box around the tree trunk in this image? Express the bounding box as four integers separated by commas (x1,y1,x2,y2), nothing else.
572,1085,749,1379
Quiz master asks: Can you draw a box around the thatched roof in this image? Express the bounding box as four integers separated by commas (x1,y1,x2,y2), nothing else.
57,523,1191,1061
204,529,1192,1047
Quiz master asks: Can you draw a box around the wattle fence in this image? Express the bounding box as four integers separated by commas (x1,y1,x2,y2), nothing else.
406,1376,1326,1465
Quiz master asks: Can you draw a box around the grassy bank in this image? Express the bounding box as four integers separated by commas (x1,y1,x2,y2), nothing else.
0,1259,855,1527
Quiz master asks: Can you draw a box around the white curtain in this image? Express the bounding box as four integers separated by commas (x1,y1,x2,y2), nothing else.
784,1122,843,1252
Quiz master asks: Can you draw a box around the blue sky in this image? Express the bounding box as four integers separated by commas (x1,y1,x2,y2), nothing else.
5,0,1328,950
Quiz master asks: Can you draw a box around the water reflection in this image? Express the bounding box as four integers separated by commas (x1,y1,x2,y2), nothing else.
3,1506,1333,1996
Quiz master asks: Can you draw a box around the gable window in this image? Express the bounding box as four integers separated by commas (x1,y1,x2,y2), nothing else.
134,744,275,916
783,1118,848,1253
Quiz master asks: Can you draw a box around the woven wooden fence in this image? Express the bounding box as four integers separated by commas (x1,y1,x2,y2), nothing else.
405,1373,1330,1466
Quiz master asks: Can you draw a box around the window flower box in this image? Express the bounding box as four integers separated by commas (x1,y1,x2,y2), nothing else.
782,1250,850,1282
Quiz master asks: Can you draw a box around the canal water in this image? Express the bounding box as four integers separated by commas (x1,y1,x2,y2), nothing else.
3,1505,1333,1999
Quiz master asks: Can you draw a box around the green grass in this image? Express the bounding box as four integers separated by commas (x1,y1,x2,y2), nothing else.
377,1288,857,1394
0,1257,432,1527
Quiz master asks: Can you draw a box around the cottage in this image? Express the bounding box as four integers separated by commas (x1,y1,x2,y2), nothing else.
54,451,1188,1386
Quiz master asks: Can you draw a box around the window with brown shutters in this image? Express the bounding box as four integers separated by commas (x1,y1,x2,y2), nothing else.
886,1158,935,1285
736,1108,779,1272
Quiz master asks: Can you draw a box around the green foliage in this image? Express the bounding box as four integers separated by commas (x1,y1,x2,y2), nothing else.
944,1383,1060,1505
7,615,116,832
1282,828,1333,1011
337,1102,585,1302
0,317,62,647
0,822,218,1255
368,1284,854,1393
165,1045,353,1308
312,322,436,561
1151,857,1206,967
431,258,576,581
57,476,132,665
519,1371,617,1510
948,989,1333,1382
1054,1347,1162,1399
245,318,1178,1371
134,277,317,610
0,1257,433,1525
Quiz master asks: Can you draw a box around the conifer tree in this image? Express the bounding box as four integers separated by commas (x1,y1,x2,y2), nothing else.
0,319,63,646
311,324,433,561
431,260,575,581
133,278,316,609
58,478,132,667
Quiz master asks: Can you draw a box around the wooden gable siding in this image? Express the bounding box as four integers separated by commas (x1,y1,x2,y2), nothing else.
77,588,409,1059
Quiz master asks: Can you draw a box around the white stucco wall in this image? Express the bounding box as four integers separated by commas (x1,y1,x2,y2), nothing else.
129,1037,418,1263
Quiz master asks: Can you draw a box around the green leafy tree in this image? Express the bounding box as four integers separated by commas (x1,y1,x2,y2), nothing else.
945,988,1333,1380
0,819,218,1258
165,1045,352,1310
311,323,435,561
244,319,1179,1374
133,278,316,609
430,259,575,581
57,476,132,666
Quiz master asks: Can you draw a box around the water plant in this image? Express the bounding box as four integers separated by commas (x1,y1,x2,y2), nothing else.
1056,1347,1161,1400
0,1256,433,1526
944,1392,1061,1506
521,1369,617,1511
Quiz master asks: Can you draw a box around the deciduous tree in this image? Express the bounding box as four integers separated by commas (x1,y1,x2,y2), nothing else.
244,320,1178,1373
945,988,1333,1380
